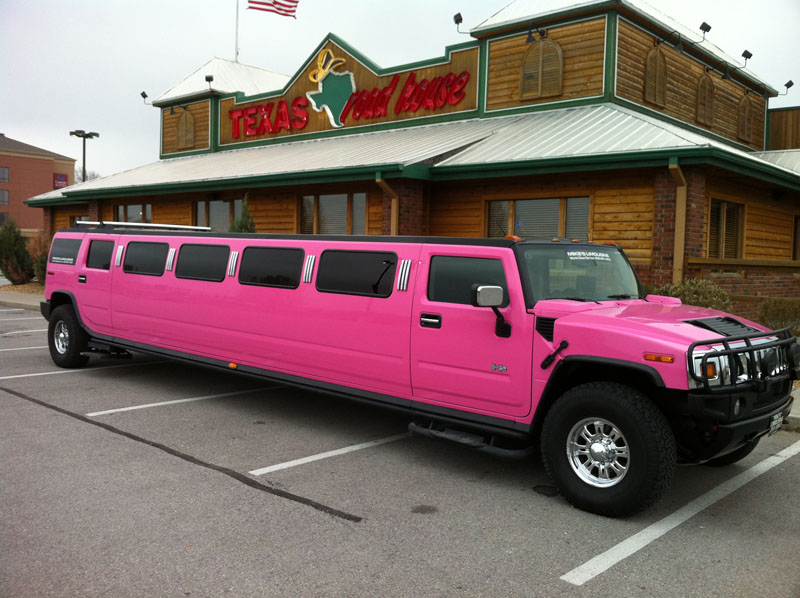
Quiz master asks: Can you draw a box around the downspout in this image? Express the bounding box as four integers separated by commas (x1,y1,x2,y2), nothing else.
375,174,399,235
668,157,687,284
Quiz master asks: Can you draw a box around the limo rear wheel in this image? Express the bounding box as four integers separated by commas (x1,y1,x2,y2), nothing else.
48,305,89,368
540,382,676,517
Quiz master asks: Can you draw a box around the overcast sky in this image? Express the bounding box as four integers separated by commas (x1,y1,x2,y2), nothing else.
1,0,797,178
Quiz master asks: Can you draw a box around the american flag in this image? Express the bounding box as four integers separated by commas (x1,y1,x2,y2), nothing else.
248,0,299,18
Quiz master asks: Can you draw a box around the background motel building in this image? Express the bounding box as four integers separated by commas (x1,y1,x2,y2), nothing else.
27,0,800,318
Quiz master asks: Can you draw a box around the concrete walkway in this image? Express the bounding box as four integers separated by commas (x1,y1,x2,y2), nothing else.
1,287,797,431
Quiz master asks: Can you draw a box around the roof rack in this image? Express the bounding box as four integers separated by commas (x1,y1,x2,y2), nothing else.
75,221,211,232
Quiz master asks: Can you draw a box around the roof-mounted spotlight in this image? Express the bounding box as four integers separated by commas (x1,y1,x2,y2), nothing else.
140,91,151,105
741,49,752,66
525,26,546,43
699,22,711,40
778,80,795,95
453,12,468,34
205,74,214,84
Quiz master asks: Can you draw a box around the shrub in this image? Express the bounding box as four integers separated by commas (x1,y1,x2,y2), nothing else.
0,219,34,284
757,297,800,336
650,278,733,312
229,194,256,233
27,232,51,282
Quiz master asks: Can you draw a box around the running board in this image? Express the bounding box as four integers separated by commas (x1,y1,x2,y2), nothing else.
86,341,132,358
408,422,536,460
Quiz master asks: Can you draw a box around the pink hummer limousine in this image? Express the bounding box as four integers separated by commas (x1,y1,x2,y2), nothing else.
42,223,799,516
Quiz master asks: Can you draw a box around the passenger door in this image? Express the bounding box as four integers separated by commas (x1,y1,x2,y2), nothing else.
410,246,534,419
76,235,117,337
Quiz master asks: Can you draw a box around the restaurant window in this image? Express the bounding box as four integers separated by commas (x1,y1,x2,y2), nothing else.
0,166,8,182
194,199,243,232
488,197,589,240
520,39,563,100
708,199,743,259
70,216,90,226
300,192,367,235
0,213,7,225
115,203,152,223
0,189,8,206
696,74,715,126
644,46,667,107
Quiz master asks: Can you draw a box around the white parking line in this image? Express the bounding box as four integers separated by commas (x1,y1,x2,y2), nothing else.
0,329,48,336
0,345,48,352
0,308,24,312
249,433,412,476
86,387,277,417
0,317,43,321
0,361,164,381
561,439,800,586
0,316,44,322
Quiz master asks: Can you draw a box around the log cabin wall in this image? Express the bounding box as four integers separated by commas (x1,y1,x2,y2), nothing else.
429,169,658,266
486,16,606,111
616,19,766,150
768,107,800,150
161,100,211,156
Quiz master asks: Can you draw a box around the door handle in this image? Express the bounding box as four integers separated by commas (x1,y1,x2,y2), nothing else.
420,313,441,329
78,275,87,284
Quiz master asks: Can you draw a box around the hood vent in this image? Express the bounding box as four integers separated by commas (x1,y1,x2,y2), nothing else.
687,316,760,337
536,317,556,342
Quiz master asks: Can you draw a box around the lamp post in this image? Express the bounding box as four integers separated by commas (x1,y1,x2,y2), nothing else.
69,129,99,182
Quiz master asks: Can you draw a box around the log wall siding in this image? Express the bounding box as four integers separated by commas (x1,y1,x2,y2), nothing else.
161,101,211,156
486,17,606,111
53,206,89,231
430,170,656,263
768,108,800,150
706,176,798,260
616,20,766,149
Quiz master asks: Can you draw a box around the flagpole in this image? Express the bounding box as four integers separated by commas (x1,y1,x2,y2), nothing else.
235,0,240,62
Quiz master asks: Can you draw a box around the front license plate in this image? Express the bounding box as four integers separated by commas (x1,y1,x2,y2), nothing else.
769,412,783,436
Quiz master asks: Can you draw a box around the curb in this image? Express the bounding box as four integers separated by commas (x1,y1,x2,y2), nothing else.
0,299,42,311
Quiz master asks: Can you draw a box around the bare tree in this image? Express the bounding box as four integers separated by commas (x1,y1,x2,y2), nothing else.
75,168,101,183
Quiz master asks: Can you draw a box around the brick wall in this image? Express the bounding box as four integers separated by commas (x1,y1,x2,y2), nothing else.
380,179,427,235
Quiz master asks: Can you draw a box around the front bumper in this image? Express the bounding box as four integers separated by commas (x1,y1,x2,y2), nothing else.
40,300,51,321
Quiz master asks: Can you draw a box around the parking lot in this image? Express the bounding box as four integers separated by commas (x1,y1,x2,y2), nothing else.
2,306,799,598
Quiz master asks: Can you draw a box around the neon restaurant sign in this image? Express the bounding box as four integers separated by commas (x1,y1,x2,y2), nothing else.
222,45,477,144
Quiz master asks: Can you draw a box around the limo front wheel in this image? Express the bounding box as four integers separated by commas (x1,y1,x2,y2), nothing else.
48,305,89,368
541,382,676,517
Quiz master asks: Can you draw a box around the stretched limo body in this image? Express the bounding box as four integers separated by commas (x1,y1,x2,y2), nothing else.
42,224,799,516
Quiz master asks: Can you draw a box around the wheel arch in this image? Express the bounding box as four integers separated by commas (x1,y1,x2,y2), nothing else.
531,356,667,440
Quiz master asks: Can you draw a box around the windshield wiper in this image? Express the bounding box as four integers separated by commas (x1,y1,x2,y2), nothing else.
606,294,637,300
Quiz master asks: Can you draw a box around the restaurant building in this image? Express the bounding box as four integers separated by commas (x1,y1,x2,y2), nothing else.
27,0,800,316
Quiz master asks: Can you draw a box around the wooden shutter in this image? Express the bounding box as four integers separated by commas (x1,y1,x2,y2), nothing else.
177,109,195,150
520,40,563,100
723,202,741,258
709,199,722,258
697,74,715,126
645,46,667,107
709,199,742,258
738,96,752,142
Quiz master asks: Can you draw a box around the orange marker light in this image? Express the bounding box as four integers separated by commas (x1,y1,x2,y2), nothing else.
228,363,238,369
643,353,675,364
705,362,717,378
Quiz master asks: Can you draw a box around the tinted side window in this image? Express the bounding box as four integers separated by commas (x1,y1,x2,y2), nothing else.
175,244,230,282
316,250,397,298
48,238,82,265
238,247,304,289
428,256,509,306
86,240,115,270
123,242,169,276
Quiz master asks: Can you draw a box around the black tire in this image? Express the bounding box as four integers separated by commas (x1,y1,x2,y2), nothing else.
48,305,90,368
704,439,759,467
540,382,676,517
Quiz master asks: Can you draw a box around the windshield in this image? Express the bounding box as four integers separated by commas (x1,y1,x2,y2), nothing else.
518,244,644,305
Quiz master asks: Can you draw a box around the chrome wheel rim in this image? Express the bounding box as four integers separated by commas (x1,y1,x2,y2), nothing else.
567,418,629,488
53,321,69,354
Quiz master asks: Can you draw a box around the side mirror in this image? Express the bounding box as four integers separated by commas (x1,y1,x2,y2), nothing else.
471,284,504,308
470,284,511,338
